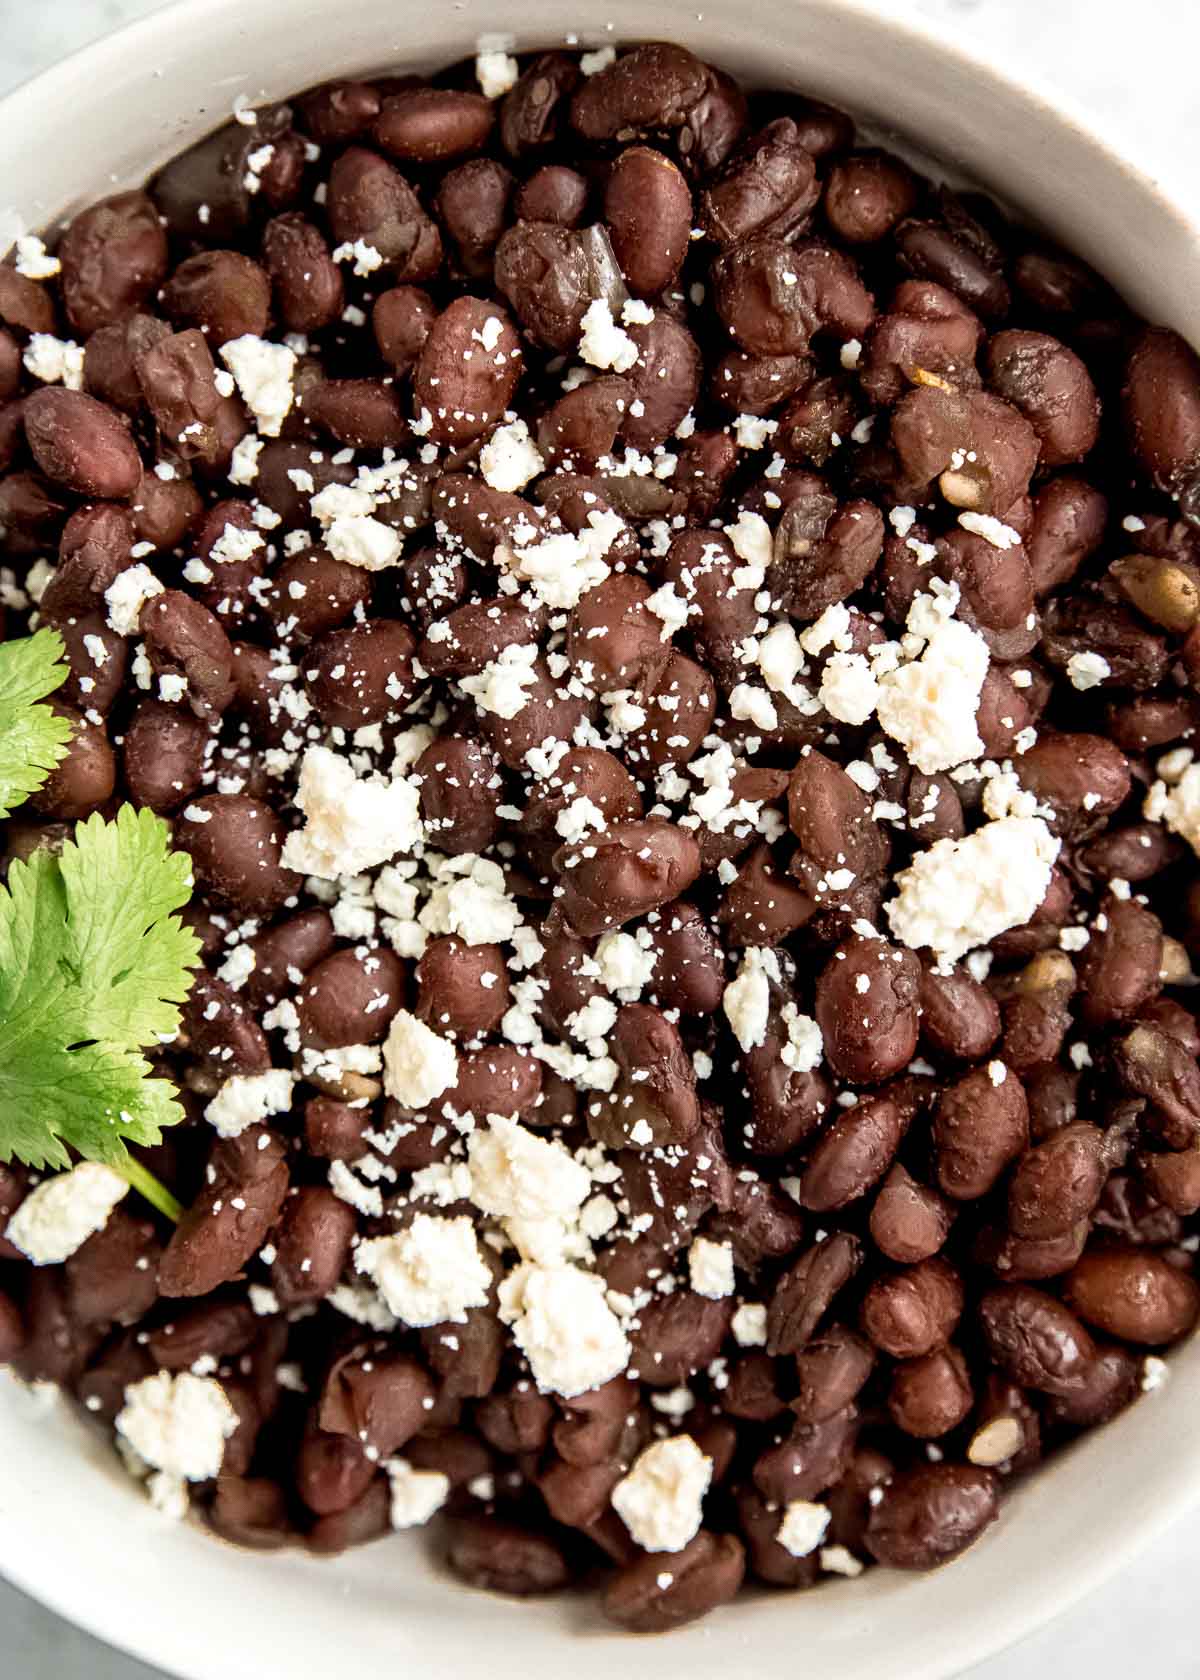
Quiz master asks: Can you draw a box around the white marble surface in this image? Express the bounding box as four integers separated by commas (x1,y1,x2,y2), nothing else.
0,0,1198,1675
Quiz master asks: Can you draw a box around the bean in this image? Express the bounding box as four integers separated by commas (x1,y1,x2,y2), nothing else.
448,1516,571,1597
161,250,271,346
1077,895,1163,1027
797,1091,906,1211
140,590,236,720
700,119,819,247
412,297,523,447
1114,1024,1200,1148
712,239,874,357
570,44,711,142
23,389,141,500
305,619,415,728
860,1256,963,1357
888,1345,973,1438
1064,1247,1200,1345
435,160,513,279
630,1291,732,1386
271,1187,356,1308
319,1350,435,1459
416,736,503,855
815,936,920,1085
824,151,918,244
753,1405,858,1504
326,148,442,281
1123,327,1200,501
979,1283,1097,1396
934,1064,1029,1200
555,818,700,937
918,964,1001,1060
158,1127,289,1298
298,948,405,1048
865,1464,998,1570
375,88,494,163
986,329,1100,465
58,191,168,335
768,1232,862,1355
894,218,1010,319
791,1327,875,1423
1007,1124,1106,1240
177,793,300,913
603,1531,745,1632
870,1164,955,1265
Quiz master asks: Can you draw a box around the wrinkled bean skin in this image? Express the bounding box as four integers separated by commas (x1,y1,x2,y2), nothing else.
865,1464,998,1570
768,1233,862,1355
1008,1125,1107,1240
979,1285,1098,1396
986,330,1100,466
59,191,168,335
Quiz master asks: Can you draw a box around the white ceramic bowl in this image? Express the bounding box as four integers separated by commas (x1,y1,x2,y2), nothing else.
2,2,1199,1676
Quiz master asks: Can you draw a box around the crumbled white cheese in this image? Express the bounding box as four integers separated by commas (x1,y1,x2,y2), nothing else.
23,333,84,389
780,1003,823,1072
731,1303,768,1347
204,1069,295,1139
819,653,880,728
498,511,623,609
419,854,522,945
115,1372,237,1481
228,434,262,484
468,1116,591,1260
382,1010,459,1108
611,1435,712,1553
475,49,520,98
723,947,778,1052
887,816,1060,964
356,1214,491,1325
580,45,617,73
578,298,639,373
724,510,773,576
876,589,989,774
688,1237,735,1299
776,1500,832,1557
386,1457,451,1527
325,513,403,571
498,1262,630,1397
820,1545,864,1577
281,745,423,879
1146,763,1200,856
1066,651,1111,691
105,564,163,636
460,642,540,719
220,334,296,437
595,929,658,1000
14,234,60,279
331,237,384,276
479,417,544,492
957,511,1022,549
5,1162,128,1265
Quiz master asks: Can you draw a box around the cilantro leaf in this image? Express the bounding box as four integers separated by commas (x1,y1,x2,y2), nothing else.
0,806,200,1171
0,628,73,818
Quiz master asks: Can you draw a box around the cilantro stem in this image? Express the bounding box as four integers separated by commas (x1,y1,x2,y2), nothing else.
117,1156,183,1224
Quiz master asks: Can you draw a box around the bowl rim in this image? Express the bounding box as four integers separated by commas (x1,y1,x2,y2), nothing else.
2,1,1199,1677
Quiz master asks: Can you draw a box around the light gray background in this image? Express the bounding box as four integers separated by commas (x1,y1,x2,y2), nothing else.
0,0,1197,1674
